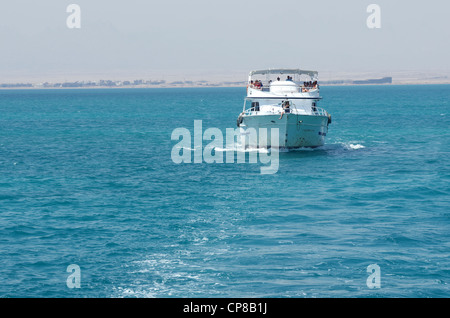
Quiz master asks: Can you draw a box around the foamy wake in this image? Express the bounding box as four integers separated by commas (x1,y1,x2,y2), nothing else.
175,143,365,153
174,145,269,153
214,146,270,154
346,143,366,150
272,142,366,152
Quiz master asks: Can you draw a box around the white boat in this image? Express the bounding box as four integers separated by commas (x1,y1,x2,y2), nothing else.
237,69,332,149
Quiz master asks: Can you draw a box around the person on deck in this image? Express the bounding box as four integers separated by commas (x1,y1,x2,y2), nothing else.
279,101,290,119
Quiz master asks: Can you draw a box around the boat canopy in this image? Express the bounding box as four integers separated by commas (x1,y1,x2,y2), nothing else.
249,69,318,78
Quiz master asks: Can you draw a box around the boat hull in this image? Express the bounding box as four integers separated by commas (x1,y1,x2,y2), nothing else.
240,113,329,148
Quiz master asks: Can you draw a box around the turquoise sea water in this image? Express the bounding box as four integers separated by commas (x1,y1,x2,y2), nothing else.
1,85,449,298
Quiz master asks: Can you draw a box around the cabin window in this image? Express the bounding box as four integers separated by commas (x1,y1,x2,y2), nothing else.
251,102,260,111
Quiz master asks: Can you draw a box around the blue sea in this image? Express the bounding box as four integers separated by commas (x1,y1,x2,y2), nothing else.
1,85,449,298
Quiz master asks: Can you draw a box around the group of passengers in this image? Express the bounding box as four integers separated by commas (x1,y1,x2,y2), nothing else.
249,77,318,90
302,80,318,92
250,76,293,89
303,81,318,88
249,80,263,89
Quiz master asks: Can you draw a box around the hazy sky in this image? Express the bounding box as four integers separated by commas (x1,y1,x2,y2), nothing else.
1,0,449,81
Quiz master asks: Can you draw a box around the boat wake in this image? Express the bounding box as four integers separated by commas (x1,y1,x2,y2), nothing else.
174,142,365,155
262,142,366,153
345,143,366,150
214,146,269,154
318,142,366,151
214,142,366,154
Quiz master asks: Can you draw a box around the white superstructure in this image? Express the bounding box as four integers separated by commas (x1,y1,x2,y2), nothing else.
237,69,331,148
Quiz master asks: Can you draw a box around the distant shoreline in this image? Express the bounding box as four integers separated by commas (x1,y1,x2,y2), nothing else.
1,82,450,90
3,73,450,90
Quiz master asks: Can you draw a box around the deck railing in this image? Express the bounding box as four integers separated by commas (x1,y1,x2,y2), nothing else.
244,106,328,117
249,85,319,93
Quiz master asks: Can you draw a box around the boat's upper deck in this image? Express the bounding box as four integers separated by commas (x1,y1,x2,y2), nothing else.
247,69,321,99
